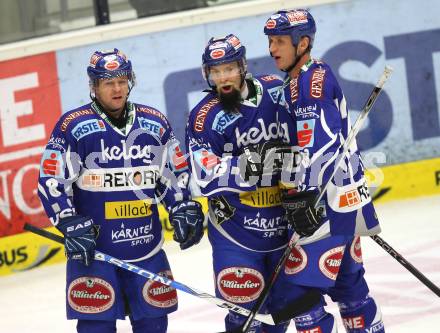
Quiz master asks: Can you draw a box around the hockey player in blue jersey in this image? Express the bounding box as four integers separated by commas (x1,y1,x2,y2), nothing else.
37,48,204,333
263,9,385,333
186,34,290,333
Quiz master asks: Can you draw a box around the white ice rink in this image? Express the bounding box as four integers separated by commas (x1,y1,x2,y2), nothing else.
1,195,439,332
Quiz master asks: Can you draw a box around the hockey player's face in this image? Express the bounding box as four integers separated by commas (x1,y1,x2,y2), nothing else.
94,76,129,115
209,62,242,94
268,35,296,71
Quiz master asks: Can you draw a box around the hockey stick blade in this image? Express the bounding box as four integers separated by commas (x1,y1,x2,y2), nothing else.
23,223,279,325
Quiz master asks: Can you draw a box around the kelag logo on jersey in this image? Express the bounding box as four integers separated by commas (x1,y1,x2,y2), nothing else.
297,119,315,147
40,149,63,178
212,111,242,134
138,117,165,139
72,119,106,141
235,118,289,148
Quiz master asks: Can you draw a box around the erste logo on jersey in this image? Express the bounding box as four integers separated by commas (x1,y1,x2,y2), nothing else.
68,277,115,314
138,117,165,139
217,267,264,303
40,149,63,178
318,246,345,280
212,110,242,134
142,270,177,308
297,119,315,147
285,245,307,274
72,119,106,140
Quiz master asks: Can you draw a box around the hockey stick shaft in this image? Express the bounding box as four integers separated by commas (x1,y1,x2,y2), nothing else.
314,65,393,205
236,66,394,333
370,234,440,297
23,223,277,325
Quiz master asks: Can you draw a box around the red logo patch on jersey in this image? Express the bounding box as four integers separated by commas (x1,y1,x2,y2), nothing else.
68,277,115,314
260,75,279,82
343,315,365,330
290,77,298,103
318,246,345,280
310,68,326,99
142,270,178,308
285,245,307,274
194,98,220,132
297,327,322,333
210,49,226,59
201,149,219,170
217,267,264,303
172,145,188,170
350,236,363,263
42,152,61,176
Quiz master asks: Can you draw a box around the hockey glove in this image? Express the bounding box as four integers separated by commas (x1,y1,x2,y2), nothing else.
169,200,204,250
56,215,97,266
281,190,323,237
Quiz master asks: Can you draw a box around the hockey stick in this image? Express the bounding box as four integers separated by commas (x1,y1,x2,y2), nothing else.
370,234,440,297
232,66,394,333
24,222,287,325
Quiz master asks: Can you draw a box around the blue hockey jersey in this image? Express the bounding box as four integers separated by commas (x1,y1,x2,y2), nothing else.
278,59,381,236
38,101,190,262
186,75,288,252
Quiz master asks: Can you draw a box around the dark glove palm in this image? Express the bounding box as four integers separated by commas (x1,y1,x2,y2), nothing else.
169,200,204,250
56,215,97,266
281,190,323,237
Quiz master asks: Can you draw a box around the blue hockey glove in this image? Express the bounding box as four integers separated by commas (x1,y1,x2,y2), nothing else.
281,190,323,237
56,215,97,266
169,200,204,250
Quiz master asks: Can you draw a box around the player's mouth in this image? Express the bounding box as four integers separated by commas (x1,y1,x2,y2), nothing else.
220,85,234,93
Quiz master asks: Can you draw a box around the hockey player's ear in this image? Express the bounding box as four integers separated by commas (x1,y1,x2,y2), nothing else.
298,36,311,53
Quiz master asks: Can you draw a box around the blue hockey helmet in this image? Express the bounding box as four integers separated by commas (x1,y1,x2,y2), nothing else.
202,34,247,87
264,9,316,48
87,48,135,87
